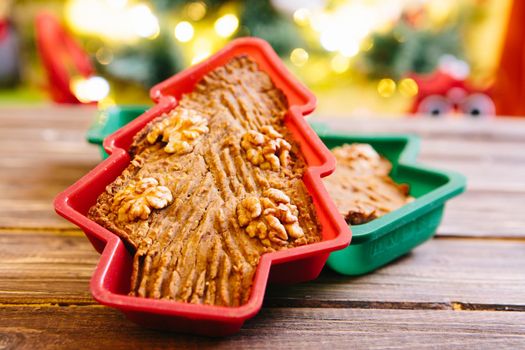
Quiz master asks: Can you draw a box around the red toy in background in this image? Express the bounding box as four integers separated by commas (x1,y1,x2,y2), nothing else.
414,0,525,118
410,56,495,117
35,12,94,104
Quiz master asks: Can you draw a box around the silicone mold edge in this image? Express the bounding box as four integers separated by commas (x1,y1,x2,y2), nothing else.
54,38,352,336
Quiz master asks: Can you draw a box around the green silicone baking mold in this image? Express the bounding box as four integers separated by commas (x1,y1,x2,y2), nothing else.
313,125,466,275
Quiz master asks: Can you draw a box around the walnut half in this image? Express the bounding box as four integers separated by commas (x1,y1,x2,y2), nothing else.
112,177,173,222
240,125,292,171
147,108,209,155
236,188,305,246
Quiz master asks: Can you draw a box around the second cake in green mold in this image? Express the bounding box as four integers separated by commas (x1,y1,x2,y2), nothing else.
324,143,414,225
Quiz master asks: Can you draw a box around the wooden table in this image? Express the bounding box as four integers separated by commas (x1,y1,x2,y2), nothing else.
1,106,524,349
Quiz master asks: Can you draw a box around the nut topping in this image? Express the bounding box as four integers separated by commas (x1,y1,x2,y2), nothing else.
241,125,292,171
112,177,173,222
236,188,304,246
147,108,209,154
236,195,262,227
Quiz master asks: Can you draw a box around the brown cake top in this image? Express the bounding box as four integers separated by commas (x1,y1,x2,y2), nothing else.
323,143,413,225
88,55,321,307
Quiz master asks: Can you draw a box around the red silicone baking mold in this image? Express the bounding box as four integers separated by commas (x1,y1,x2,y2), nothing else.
54,37,351,336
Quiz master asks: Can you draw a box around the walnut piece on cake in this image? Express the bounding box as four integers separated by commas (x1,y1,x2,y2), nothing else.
237,188,306,247
241,125,292,171
112,177,173,222
146,108,209,154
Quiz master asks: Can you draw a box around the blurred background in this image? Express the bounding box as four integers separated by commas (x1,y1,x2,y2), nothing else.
1,0,523,117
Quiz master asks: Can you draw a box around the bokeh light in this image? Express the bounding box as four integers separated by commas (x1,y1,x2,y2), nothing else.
174,21,194,42
186,1,207,21
214,14,239,38
191,37,212,64
66,0,159,42
95,47,113,65
398,78,419,97
377,78,397,98
293,8,311,26
70,76,110,102
331,54,350,74
290,48,309,67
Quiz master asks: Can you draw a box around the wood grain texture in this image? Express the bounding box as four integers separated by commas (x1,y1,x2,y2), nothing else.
0,230,97,305
438,191,525,237
0,306,524,349
1,107,525,346
0,158,97,229
0,107,99,229
312,116,525,142
2,230,524,310
265,238,525,310
0,107,523,237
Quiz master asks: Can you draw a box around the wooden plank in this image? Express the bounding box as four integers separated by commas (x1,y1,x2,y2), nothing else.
2,230,524,309
0,230,97,305
3,131,525,192
1,108,524,235
438,191,525,237
0,141,524,237
3,106,525,139
2,108,524,222
265,238,525,309
419,139,525,164
0,306,523,349
0,105,97,129
2,175,521,237
0,200,74,229
3,124,524,161
418,158,525,192
316,116,525,142
0,160,97,200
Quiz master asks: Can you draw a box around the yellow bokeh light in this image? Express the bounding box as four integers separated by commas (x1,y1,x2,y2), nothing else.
70,76,110,103
427,0,456,26
302,61,329,84
66,0,159,42
398,78,419,97
130,4,159,39
330,54,350,74
191,51,211,65
290,48,309,67
293,8,311,26
214,14,239,38
341,41,359,58
191,37,212,64
106,0,127,10
95,47,113,65
174,21,194,42
186,1,207,21
377,78,396,98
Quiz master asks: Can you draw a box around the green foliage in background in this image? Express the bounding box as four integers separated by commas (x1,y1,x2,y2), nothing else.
239,0,304,56
96,32,183,88
363,22,463,79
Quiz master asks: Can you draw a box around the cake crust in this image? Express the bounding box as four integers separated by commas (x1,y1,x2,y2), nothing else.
88,56,321,307
323,143,413,225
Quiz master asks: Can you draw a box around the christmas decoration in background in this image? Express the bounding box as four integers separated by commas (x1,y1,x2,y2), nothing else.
411,68,495,117
0,0,514,116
